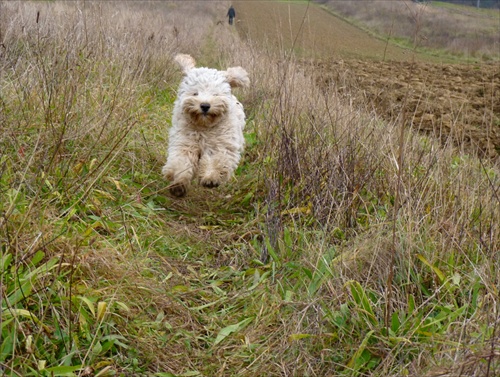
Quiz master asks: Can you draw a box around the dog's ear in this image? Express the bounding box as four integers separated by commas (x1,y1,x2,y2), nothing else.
225,67,250,88
174,54,196,74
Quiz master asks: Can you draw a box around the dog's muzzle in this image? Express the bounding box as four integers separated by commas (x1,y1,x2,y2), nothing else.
200,103,211,114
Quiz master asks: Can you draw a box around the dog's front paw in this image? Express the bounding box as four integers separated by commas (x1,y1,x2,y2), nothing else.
201,178,220,189
169,183,187,197
162,165,174,181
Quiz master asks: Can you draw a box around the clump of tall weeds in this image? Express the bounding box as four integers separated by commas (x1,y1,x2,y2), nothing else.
245,42,499,374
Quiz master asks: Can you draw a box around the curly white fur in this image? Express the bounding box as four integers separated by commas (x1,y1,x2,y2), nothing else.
162,54,249,197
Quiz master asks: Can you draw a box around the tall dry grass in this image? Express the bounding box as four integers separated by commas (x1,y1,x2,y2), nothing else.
1,0,499,376
226,8,500,375
0,1,240,374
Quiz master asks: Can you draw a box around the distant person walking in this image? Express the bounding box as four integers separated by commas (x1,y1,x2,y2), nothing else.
227,5,236,25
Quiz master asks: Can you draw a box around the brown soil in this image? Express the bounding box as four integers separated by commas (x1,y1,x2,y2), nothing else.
234,1,500,157
315,59,500,157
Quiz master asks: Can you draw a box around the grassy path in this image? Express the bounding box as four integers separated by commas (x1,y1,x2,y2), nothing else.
2,1,499,376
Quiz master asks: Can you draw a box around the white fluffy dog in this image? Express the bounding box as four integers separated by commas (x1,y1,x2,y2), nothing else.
162,54,250,197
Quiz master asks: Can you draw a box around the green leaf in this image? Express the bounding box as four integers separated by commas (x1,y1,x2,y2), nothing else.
408,294,415,313
30,250,45,266
301,267,313,280
308,248,335,296
289,333,312,342
213,317,254,346
0,253,12,271
0,317,14,330
92,341,103,355
76,296,96,317
348,281,377,326
347,330,375,369
265,238,280,264
417,254,445,282
24,257,60,280
284,290,294,302
6,279,33,306
391,312,401,333
0,331,14,361
44,365,82,376
172,285,190,293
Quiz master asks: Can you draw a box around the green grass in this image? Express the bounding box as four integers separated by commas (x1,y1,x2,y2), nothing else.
1,1,499,376
432,1,500,16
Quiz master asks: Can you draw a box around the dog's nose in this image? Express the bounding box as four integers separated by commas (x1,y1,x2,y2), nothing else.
200,103,211,114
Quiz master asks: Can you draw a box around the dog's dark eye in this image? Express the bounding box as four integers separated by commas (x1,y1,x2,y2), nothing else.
193,92,198,96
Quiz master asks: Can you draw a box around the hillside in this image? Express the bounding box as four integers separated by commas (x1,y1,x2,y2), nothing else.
436,0,500,8
1,1,499,377
318,0,500,59
235,0,419,61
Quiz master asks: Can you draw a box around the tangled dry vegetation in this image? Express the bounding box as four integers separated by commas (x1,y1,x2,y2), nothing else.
1,1,499,377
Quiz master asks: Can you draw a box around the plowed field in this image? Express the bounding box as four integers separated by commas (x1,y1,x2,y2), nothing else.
234,1,500,157
316,59,500,157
